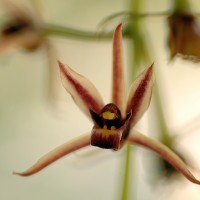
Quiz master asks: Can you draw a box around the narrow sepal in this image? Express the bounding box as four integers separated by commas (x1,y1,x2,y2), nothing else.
112,23,126,116
127,130,200,185
58,61,104,118
126,65,154,128
13,133,91,176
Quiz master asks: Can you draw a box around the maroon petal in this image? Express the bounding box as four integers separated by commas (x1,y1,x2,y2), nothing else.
13,133,91,176
126,65,154,128
112,24,126,116
58,61,104,119
127,130,200,185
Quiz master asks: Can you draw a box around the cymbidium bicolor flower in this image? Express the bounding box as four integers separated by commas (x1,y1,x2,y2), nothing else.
14,24,200,185
168,12,200,62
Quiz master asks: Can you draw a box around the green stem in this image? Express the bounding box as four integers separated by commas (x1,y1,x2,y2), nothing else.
121,145,132,200
43,23,112,40
99,11,170,27
153,81,172,145
172,0,191,13
120,1,144,200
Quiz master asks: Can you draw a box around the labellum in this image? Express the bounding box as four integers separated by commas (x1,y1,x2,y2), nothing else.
90,103,131,150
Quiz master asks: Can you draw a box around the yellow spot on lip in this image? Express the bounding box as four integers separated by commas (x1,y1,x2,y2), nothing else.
102,111,116,120
101,125,116,137
103,125,108,130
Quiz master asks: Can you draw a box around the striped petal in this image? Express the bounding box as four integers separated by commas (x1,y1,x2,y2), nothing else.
13,133,91,176
127,130,200,185
58,61,104,119
126,65,154,128
112,24,126,116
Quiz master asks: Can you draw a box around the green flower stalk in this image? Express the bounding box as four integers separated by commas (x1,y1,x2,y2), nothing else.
121,0,152,199
0,0,112,51
172,0,191,13
0,0,112,104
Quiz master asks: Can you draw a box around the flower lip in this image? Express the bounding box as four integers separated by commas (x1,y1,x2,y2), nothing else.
91,121,130,150
91,125,123,150
90,103,132,150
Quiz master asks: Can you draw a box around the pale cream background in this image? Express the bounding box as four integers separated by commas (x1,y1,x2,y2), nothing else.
1,0,200,200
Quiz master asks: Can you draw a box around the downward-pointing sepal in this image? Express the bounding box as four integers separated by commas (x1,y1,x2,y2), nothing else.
13,133,91,176
127,130,200,185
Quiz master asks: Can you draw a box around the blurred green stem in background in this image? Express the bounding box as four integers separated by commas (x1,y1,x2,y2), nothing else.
153,80,172,146
120,0,177,198
43,24,113,40
172,0,190,13
121,0,145,199
43,11,170,41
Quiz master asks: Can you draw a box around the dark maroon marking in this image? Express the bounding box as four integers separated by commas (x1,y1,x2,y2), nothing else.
90,103,124,129
90,109,103,127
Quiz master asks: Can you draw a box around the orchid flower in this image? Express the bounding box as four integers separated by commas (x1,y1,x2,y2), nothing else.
14,24,200,185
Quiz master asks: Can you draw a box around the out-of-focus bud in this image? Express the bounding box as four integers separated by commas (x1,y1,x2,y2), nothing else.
168,12,200,62
167,0,200,62
0,1,43,53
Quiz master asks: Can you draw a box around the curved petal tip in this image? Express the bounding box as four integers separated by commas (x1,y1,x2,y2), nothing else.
13,133,91,176
128,130,200,185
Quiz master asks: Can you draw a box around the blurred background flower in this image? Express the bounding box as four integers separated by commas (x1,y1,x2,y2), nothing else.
168,0,200,62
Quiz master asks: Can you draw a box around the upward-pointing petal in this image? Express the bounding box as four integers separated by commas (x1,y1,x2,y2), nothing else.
58,61,104,119
127,130,200,185
126,65,154,128
112,24,126,116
